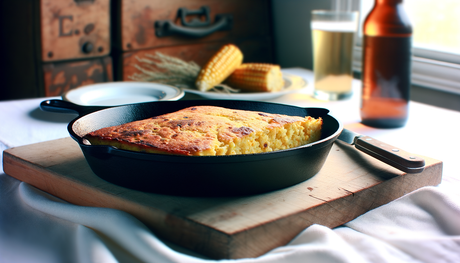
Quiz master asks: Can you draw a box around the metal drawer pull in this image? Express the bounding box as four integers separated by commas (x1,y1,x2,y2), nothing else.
155,6,233,38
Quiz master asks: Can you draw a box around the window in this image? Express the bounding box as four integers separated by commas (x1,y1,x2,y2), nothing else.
354,0,460,94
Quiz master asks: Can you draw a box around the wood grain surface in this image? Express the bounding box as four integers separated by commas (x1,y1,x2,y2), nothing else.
40,0,111,61
3,137,442,259
42,56,113,96
119,0,271,51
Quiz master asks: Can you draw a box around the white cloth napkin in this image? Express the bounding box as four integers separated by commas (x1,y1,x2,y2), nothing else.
2,172,458,263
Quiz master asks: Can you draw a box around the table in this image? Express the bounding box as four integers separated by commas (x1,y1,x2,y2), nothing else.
1,68,459,263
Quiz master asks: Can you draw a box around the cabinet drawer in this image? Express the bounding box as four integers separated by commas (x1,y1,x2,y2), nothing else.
43,56,113,96
40,0,111,62
119,0,272,51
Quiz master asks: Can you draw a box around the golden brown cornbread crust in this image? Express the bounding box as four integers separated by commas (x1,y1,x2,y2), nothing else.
84,106,322,156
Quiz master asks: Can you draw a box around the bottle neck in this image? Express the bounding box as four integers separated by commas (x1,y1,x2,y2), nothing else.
364,0,412,37
376,0,403,4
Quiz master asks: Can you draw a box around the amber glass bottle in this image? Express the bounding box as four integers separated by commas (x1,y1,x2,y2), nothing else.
360,0,412,128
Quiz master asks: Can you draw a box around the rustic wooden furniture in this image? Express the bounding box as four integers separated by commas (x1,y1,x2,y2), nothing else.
114,0,275,80
0,0,113,100
0,0,274,101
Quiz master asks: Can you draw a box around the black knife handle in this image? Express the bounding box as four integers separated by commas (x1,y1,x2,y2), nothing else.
355,136,425,174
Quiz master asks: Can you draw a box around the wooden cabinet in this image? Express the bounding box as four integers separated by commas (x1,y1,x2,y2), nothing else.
42,57,113,97
0,0,113,100
0,0,274,100
40,0,111,62
115,0,274,80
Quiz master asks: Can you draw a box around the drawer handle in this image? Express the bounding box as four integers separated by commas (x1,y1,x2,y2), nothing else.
155,6,233,38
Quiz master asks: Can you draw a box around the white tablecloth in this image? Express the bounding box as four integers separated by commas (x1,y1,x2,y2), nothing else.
1,68,459,263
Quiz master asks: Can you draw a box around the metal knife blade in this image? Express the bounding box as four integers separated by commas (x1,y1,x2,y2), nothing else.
337,129,426,174
337,128,361,145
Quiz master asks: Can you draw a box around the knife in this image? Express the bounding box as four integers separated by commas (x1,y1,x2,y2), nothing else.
337,129,425,174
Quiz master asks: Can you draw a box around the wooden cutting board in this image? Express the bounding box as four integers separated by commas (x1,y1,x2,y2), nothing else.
3,137,442,259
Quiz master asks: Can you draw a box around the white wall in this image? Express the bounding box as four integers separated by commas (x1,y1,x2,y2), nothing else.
271,0,330,70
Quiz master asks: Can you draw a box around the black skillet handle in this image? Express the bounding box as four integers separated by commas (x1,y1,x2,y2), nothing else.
40,99,107,116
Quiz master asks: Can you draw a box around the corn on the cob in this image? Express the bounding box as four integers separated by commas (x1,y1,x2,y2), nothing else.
225,63,284,92
195,44,243,92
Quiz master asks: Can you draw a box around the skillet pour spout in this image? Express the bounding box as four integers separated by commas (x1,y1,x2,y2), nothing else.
41,99,343,197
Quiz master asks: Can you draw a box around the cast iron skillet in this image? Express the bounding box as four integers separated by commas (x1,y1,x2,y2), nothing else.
41,99,342,197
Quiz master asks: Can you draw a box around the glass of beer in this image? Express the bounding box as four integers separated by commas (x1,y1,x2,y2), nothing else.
311,10,358,101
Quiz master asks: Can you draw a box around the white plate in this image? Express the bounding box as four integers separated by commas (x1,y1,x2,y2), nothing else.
62,82,184,106
182,73,307,100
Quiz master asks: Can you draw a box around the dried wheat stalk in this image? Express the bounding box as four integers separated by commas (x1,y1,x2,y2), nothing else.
129,52,240,93
129,52,201,88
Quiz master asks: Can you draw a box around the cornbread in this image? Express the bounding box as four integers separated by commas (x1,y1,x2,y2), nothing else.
85,106,322,156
